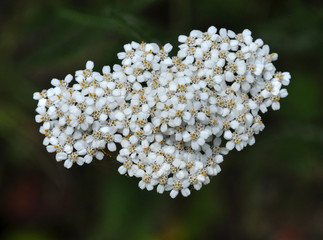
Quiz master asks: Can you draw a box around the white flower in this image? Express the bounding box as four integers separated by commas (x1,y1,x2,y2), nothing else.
34,26,290,198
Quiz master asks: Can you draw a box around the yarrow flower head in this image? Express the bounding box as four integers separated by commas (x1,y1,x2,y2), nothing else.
34,26,290,198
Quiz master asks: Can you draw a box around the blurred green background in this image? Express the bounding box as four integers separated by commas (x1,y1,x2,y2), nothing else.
0,0,322,239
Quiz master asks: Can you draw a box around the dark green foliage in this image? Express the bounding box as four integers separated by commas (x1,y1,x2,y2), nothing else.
0,0,322,239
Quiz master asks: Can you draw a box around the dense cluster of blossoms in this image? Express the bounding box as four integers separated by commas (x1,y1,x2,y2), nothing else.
34,26,290,198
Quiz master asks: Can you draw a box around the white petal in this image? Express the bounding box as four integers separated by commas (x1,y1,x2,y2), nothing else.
157,185,165,194
226,141,235,150
108,142,117,152
225,71,234,82
170,190,179,198
64,160,73,169
118,166,127,175
181,188,191,197
56,152,67,161
86,60,94,70
224,130,232,140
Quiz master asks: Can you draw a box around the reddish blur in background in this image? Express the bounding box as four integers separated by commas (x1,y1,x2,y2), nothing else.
0,0,322,239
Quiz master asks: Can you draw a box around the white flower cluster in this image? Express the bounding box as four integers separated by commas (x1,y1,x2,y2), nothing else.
34,26,290,198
